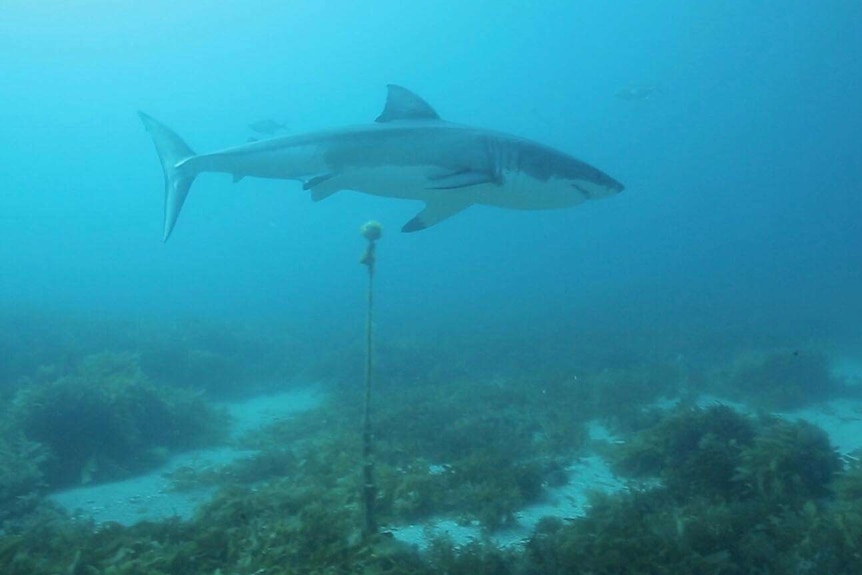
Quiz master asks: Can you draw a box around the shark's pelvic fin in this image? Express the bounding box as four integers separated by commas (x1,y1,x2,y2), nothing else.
402,198,473,233
302,173,336,191
302,173,340,202
376,84,440,123
138,112,198,241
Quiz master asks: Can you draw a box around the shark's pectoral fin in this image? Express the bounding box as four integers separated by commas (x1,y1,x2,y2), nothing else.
402,198,473,232
427,169,499,190
232,174,245,183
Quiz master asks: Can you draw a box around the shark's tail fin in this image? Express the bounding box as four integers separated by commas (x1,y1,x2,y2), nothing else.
138,112,198,241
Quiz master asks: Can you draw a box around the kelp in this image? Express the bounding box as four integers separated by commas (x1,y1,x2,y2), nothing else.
8,352,227,488
3,323,862,573
611,404,756,501
720,349,848,409
226,373,588,532
0,419,47,523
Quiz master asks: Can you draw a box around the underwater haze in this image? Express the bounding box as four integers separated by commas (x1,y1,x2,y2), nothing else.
4,1,862,573
1,0,858,348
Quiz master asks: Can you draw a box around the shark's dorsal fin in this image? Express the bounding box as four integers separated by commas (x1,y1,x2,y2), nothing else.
376,84,440,123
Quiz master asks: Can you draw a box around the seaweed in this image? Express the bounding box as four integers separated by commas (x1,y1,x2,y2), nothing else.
527,404,860,574
722,349,845,409
426,535,520,575
0,418,47,524
612,404,756,501
735,417,842,506
6,314,861,574
522,484,862,574
3,362,862,574
230,372,589,532
9,352,227,488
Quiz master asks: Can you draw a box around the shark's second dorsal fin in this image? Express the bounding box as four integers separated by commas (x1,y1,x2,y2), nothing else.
376,84,440,123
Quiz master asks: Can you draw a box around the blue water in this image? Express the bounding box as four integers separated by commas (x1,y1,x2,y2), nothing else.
1,0,859,350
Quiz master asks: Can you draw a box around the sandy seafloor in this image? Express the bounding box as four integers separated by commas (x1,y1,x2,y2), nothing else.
49,388,325,528
49,355,862,551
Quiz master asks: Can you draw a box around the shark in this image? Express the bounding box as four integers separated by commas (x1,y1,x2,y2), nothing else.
139,85,624,240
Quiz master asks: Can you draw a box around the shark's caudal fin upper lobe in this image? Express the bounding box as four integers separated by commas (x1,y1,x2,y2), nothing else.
138,112,197,241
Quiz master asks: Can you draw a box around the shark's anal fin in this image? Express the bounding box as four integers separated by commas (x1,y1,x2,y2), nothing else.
427,169,499,190
402,198,472,232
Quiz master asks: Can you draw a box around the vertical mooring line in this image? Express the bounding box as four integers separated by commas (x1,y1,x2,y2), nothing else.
359,221,382,538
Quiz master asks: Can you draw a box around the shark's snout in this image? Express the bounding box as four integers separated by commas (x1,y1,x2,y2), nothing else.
573,176,624,200
599,175,625,197
600,171,625,194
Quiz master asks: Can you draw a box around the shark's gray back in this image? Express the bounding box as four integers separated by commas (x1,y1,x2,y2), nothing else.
200,120,616,190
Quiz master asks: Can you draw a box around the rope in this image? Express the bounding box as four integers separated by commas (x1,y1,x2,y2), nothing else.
359,221,382,538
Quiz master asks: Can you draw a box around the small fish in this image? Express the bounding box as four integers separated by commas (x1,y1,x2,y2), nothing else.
248,119,288,135
80,455,98,485
615,84,660,101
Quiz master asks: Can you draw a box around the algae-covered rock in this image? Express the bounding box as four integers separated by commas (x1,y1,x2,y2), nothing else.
735,417,841,506
10,352,227,487
0,419,47,523
612,404,756,501
724,350,844,409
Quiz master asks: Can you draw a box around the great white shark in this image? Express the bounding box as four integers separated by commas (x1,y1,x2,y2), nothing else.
140,85,624,240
